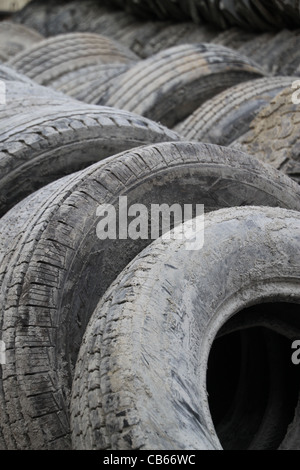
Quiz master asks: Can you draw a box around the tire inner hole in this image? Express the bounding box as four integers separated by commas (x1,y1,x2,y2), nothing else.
207,302,300,450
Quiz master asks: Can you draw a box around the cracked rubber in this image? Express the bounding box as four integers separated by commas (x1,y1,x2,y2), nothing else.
101,43,265,128
70,206,300,450
1,142,300,449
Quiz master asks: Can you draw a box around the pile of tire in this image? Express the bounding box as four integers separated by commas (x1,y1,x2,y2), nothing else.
0,0,299,451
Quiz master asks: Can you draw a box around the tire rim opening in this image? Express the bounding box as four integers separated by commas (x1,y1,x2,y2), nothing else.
207,302,300,450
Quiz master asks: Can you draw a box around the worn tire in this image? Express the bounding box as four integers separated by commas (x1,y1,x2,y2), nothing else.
70,206,300,450
11,0,90,36
175,76,296,145
231,86,300,184
242,29,300,75
0,64,35,84
101,43,264,128
0,21,43,62
49,63,130,103
238,32,276,62
1,142,300,449
7,33,138,87
0,84,179,216
139,22,218,58
13,0,300,33
212,27,256,50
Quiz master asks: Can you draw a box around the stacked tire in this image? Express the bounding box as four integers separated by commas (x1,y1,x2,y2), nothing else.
0,0,299,451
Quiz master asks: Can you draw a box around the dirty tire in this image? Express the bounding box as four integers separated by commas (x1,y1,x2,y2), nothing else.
0,21,43,62
273,0,300,26
0,76,75,119
7,33,138,87
271,30,300,77
243,30,300,76
0,65,35,84
0,85,179,216
102,43,264,128
12,0,300,33
30,2,165,59
176,77,296,146
11,0,96,36
231,86,300,184
1,142,300,449
140,22,217,58
212,27,256,50
70,206,300,450
237,32,275,62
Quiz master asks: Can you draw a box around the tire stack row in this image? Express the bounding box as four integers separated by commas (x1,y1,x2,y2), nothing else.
0,0,299,451
13,0,300,30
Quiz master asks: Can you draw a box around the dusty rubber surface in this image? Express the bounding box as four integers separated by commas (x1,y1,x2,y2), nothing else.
176,77,296,145
7,33,138,87
71,206,300,450
102,43,264,127
0,21,43,62
0,79,179,216
231,86,300,184
0,142,299,449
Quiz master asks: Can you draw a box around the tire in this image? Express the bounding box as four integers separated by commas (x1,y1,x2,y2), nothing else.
140,23,218,58
11,0,70,36
230,0,285,29
48,63,130,103
243,29,300,76
0,75,74,115
0,84,179,216
212,27,256,50
106,20,171,58
12,0,144,41
0,64,35,84
270,30,300,77
7,33,138,87
70,206,300,450
43,2,120,36
43,0,162,58
101,43,265,128
0,21,43,62
273,0,300,26
0,142,300,449
175,76,296,146
14,0,299,33
231,86,300,184
15,1,169,60
237,32,276,62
